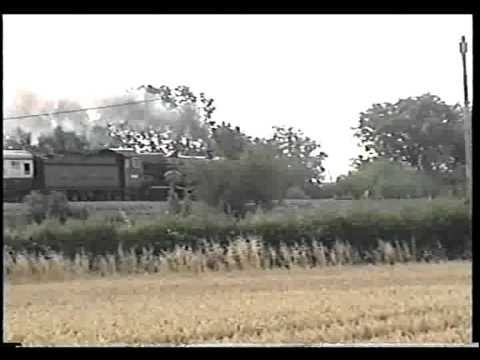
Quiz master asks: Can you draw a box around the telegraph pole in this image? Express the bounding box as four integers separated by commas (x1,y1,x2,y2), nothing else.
459,35,472,219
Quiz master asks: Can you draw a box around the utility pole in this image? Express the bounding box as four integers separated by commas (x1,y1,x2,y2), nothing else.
459,35,472,219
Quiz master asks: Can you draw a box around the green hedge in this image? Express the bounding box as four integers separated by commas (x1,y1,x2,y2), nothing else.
4,199,470,260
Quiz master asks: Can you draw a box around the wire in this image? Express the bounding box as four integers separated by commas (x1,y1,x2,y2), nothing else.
3,98,164,121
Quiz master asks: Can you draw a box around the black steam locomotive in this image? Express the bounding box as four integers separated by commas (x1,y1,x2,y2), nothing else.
3,148,208,202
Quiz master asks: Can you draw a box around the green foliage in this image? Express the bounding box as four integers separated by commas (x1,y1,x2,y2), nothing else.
46,191,71,222
104,89,329,199
24,191,50,224
303,182,337,199
184,145,295,215
5,199,470,261
23,191,88,225
335,158,442,199
239,144,292,208
352,94,465,185
269,126,328,184
285,186,311,200
106,85,215,156
183,159,241,214
209,121,250,160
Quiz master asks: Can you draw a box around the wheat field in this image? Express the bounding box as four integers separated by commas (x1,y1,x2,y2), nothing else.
5,262,471,346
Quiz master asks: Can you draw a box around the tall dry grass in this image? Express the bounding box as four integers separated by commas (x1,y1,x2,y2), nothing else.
4,236,446,284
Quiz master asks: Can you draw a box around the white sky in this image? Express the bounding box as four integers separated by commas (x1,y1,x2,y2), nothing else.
2,14,473,179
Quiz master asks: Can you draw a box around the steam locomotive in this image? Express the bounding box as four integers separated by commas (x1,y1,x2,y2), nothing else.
3,148,208,202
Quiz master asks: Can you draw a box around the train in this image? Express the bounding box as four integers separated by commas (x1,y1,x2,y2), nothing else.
3,148,209,202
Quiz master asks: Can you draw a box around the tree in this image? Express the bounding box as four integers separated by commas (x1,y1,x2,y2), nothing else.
182,158,245,215
106,85,215,157
183,144,292,216
208,121,251,160
352,94,465,180
239,144,292,209
335,158,440,199
268,126,328,185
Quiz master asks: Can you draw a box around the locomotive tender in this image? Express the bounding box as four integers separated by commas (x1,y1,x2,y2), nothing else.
3,148,205,202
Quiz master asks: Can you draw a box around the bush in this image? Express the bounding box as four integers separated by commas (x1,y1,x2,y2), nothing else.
304,182,337,199
6,199,470,261
184,145,295,216
46,191,71,221
336,159,443,199
285,186,310,200
23,191,83,224
24,191,49,224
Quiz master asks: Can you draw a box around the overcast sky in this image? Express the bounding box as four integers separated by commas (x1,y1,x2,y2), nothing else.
3,14,473,179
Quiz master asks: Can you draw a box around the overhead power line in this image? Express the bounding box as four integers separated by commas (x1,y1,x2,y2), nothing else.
3,98,164,121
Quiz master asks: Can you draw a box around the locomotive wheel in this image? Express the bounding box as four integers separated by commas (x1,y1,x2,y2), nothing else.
67,191,78,202
87,191,95,201
93,191,100,201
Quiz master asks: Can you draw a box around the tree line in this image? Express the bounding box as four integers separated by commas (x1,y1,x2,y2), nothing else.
4,87,467,213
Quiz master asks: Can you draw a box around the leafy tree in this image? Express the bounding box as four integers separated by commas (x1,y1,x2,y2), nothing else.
303,181,337,199
269,126,328,183
352,94,465,180
182,159,244,215
335,158,440,199
183,145,292,216
335,170,371,200
208,121,251,160
239,144,292,209
285,186,310,199
106,85,215,157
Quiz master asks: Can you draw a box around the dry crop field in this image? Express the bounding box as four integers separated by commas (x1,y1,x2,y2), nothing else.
5,262,471,346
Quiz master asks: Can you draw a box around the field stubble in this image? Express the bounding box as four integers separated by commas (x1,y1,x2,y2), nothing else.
5,262,471,346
